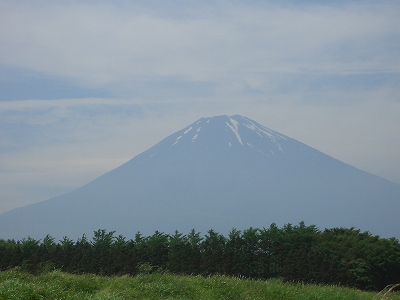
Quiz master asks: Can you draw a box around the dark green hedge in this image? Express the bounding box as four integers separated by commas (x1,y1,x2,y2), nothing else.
1,222,399,291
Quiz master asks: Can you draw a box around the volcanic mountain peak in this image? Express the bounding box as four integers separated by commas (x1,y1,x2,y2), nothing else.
173,115,284,143
0,114,399,240
161,115,294,160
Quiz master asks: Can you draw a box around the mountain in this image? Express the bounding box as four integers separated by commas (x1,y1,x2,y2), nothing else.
1,115,399,240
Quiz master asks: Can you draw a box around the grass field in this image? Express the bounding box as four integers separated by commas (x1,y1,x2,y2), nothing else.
0,269,399,300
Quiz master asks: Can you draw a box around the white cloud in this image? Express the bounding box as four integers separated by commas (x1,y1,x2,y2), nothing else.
1,1,399,89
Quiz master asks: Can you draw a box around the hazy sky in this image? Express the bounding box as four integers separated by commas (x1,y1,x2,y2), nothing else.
1,1,399,214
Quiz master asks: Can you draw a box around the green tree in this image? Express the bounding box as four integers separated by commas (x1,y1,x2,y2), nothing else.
200,229,226,274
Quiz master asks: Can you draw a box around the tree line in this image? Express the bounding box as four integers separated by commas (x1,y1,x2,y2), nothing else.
0,222,399,291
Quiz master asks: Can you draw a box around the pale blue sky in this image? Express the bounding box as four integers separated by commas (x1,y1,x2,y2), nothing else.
1,1,399,213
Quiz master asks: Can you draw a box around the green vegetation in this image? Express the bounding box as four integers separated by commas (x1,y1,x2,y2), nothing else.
1,269,398,300
1,223,399,292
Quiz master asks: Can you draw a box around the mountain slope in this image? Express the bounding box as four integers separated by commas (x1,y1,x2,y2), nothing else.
1,115,399,240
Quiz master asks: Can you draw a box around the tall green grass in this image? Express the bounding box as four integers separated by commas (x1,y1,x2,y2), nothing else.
0,270,398,300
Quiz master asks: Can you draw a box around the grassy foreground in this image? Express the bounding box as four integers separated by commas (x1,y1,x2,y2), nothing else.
0,270,398,300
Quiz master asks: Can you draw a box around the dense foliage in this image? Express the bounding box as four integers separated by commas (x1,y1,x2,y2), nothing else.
1,222,399,291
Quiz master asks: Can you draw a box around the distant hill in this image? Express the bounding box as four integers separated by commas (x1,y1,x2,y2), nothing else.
0,115,399,240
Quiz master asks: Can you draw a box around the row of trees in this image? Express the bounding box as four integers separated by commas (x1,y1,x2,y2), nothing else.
1,222,399,291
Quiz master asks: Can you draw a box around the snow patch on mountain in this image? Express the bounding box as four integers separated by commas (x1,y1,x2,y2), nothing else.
226,117,243,145
173,135,182,145
184,127,193,134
